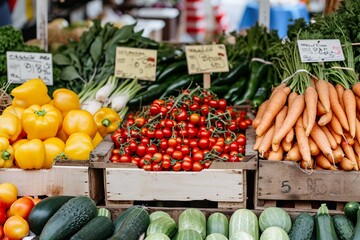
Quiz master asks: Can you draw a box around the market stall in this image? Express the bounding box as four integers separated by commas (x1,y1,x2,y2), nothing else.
2,0,360,239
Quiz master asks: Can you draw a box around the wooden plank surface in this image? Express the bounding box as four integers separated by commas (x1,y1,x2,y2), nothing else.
0,166,89,197
105,168,245,202
257,160,360,202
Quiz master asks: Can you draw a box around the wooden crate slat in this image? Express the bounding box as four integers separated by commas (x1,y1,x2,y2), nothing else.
105,168,245,202
0,166,89,197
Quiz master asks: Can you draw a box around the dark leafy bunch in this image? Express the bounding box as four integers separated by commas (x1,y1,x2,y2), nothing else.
110,87,251,171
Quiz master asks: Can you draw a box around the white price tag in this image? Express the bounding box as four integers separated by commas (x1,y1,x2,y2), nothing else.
297,39,345,63
259,0,270,29
6,51,53,85
36,0,48,51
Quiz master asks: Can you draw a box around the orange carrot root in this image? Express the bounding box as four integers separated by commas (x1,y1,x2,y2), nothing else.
343,89,357,139
329,82,350,131
252,100,269,129
316,79,330,113
318,109,332,126
305,86,318,136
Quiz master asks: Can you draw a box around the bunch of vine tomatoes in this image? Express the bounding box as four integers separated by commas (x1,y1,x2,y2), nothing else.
110,87,252,171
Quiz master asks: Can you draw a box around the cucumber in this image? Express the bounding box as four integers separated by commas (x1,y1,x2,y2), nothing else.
289,212,314,240
207,212,229,238
97,207,112,219
344,201,360,224
206,233,229,240
109,206,150,240
69,216,114,240
28,195,74,236
315,204,338,240
146,216,176,238
149,211,172,222
350,208,360,240
39,196,97,240
176,229,203,240
112,206,142,233
144,233,170,240
333,214,354,240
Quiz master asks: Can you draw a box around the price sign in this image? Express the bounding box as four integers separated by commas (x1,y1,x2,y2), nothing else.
6,51,53,85
185,44,229,74
259,0,270,30
36,0,48,51
115,47,157,81
297,39,345,63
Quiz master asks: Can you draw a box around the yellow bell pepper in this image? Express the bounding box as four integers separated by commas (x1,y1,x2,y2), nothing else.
52,88,80,114
64,133,94,160
12,139,28,150
92,132,103,148
2,106,24,119
0,114,22,142
56,128,69,142
62,110,98,138
0,137,14,168
22,104,62,140
43,137,65,169
11,78,51,108
93,107,121,137
14,139,45,169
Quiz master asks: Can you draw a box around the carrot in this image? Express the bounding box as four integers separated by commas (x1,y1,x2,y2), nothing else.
330,114,344,137
320,125,337,150
341,140,359,170
329,82,350,131
342,89,357,138
328,125,342,145
252,99,269,129
352,82,360,98
357,112,360,121
295,116,311,165
256,87,290,137
336,83,345,109
309,137,320,156
316,79,330,113
330,145,345,164
268,146,284,161
300,158,314,170
318,108,332,126
355,95,360,112
302,109,308,130
317,101,327,116
253,135,264,151
285,142,302,162
258,125,275,157
274,106,288,134
316,153,337,170
310,122,334,161
272,94,305,151
353,140,360,159
339,157,356,171
285,128,294,143
305,86,318,136
282,140,292,152
288,91,298,106
269,83,286,99
355,119,360,144
344,131,355,145
314,165,325,170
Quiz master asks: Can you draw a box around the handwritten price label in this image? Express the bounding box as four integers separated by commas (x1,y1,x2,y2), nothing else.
297,39,345,63
6,51,53,85
185,44,229,74
115,47,157,81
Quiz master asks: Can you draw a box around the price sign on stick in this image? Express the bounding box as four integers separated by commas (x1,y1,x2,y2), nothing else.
185,44,229,89
259,0,270,30
6,51,53,85
36,0,48,51
115,47,157,81
297,39,345,63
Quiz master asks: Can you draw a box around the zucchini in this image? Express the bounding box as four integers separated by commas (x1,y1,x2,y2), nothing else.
351,208,360,240
156,60,187,84
333,214,354,240
146,216,177,238
69,216,114,240
112,205,142,233
39,196,97,240
207,212,229,238
344,201,360,224
28,195,74,236
109,206,150,240
289,212,314,240
315,204,338,240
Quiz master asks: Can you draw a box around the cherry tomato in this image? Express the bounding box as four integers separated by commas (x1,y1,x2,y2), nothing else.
229,151,239,162
134,117,146,127
200,105,210,116
128,140,138,153
9,197,34,220
162,128,172,138
152,163,163,171
166,146,175,156
131,157,140,167
189,102,200,111
192,95,202,104
198,138,209,149
238,120,248,130
152,153,163,163
189,113,200,125
229,142,239,152
146,129,155,139
173,108,188,122
162,159,171,169
217,99,227,110
140,137,150,145
149,103,160,115
236,134,246,146
171,162,182,171
227,120,237,132
119,154,131,163
153,99,165,106
203,161,212,169
178,129,188,138
238,146,245,155
189,139,198,148
180,145,191,156
220,153,230,161
198,130,210,139
146,144,158,155
199,116,207,126
3,216,29,240
192,151,204,162
136,144,147,157
172,150,183,160
244,118,252,125
212,144,223,154
160,139,169,150
165,119,175,128
110,154,119,162
192,162,204,171
142,164,152,171
154,129,163,139
182,161,192,171
111,132,122,148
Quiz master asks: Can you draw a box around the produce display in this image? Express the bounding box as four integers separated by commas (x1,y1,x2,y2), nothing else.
109,87,251,171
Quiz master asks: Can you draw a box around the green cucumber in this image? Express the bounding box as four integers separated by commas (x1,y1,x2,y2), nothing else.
176,229,203,240
315,204,338,240
28,195,74,236
109,206,150,240
289,212,314,240
39,196,97,240
69,216,114,240
333,214,354,240
207,212,229,238
344,201,360,224
149,210,172,222
350,208,360,240
146,216,176,238
113,206,142,233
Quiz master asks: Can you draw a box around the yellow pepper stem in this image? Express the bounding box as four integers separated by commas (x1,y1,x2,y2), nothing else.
1,150,10,160
101,118,112,127
35,109,47,116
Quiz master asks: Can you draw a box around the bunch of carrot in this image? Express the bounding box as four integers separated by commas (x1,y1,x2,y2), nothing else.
252,42,360,171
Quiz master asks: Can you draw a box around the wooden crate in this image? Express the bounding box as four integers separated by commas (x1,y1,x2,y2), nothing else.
1,151,105,204
255,159,355,213
91,127,257,209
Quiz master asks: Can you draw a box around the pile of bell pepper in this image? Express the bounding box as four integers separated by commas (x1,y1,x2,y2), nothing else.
0,78,122,170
